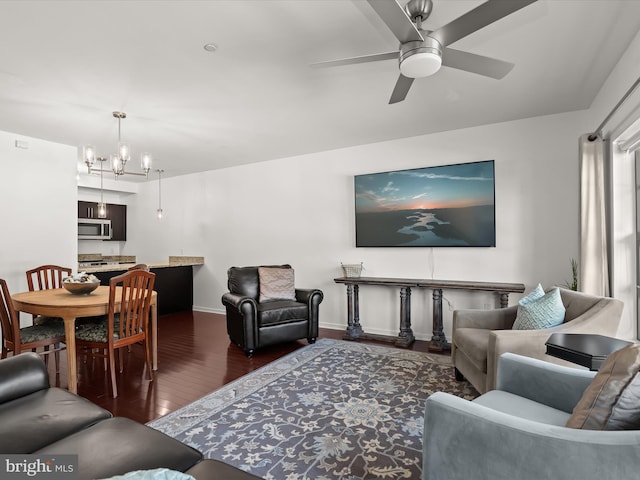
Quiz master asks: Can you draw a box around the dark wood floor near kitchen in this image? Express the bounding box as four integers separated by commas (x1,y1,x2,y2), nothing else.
44,311,438,424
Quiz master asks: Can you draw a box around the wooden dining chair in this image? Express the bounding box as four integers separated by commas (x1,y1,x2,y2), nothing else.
75,269,156,398
26,264,71,323
0,278,66,372
128,264,150,272
26,264,72,291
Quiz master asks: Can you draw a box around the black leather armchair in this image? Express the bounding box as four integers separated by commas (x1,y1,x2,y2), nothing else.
221,265,323,357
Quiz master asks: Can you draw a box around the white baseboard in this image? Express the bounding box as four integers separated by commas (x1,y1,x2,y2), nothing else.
193,305,225,314
192,309,432,342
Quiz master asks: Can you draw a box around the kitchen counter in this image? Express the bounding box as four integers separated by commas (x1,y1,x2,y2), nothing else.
80,256,204,273
84,257,204,315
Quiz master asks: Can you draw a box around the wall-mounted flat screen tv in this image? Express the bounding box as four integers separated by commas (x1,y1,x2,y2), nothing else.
354,160,495,247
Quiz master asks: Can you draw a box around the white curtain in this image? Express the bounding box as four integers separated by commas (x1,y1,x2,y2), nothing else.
579,134,610,296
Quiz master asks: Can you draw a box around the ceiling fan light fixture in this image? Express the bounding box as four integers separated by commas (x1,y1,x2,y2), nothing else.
400,51,441,78
399,37,442,78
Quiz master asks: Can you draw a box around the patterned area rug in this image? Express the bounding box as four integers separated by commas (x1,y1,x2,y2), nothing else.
148,339,478,480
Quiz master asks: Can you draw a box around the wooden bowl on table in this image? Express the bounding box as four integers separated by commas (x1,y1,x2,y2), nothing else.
63,280,100,295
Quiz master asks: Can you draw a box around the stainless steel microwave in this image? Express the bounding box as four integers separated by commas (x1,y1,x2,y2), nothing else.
78,218,112,240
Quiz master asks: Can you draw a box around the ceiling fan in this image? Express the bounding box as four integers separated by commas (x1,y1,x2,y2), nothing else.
314,0,538,104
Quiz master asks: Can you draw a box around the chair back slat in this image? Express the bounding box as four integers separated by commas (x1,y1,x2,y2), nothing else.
0,279,20,352
128,264,150,272
26,265,72,291
108,270,155,346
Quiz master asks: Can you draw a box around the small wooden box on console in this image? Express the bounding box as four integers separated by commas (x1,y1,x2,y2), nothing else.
334,276,525,352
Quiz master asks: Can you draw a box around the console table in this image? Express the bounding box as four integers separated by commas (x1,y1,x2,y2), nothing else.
334,276,525,352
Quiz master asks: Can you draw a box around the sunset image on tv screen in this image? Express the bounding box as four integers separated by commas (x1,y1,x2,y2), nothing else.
354,160,495,247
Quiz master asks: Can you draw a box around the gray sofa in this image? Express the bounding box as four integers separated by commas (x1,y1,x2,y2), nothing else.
423,353,640,480
0,352,258,480
452,287,624,393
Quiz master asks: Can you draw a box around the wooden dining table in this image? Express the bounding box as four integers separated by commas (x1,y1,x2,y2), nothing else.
12,285,158,394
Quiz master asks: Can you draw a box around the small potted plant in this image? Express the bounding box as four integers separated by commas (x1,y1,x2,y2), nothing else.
563,258,578,291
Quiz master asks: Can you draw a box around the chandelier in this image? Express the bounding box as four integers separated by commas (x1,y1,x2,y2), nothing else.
82,111,152,179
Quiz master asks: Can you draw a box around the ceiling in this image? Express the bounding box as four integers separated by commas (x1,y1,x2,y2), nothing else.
1,0,640,181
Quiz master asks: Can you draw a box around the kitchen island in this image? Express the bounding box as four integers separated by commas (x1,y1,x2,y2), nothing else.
80,256,204,315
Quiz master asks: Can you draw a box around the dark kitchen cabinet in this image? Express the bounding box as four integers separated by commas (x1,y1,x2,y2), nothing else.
107,203,127,241
93,265,193,315
77,201,127,241
78,201,96,219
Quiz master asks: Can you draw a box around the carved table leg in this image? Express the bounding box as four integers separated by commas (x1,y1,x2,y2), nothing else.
429,288,451,352
498,292,510,308
396,286,416,347
344,284,364,340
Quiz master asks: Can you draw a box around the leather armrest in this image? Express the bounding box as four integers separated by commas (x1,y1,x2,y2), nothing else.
295,288,323,305
0,352,49,404
222,292,257,311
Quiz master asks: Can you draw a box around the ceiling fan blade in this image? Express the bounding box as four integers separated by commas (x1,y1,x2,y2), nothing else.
442,47,514,79
430,0,538,47
366,0,423,44
389,74,415,104
311,51,398,68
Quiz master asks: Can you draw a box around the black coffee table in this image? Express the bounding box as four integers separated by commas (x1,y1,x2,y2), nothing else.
545,333,633,371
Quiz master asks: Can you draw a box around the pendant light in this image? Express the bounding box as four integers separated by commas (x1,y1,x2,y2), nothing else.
82,147,109,218
156,169,164,221
97,157,107,218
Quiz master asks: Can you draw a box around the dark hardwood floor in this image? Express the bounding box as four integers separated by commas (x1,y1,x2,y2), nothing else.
44,311,440,424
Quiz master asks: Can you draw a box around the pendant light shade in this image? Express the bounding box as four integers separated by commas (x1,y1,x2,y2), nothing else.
156,169,164,221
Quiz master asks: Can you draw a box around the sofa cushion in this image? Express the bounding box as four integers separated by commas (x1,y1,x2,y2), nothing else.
512,287,565,330
228,266,260,299
258,266,296,302
453,328,491,372
566,344,640,430
257,300,308,326
36,417,202,480
474,390,571,426
0,387,112,453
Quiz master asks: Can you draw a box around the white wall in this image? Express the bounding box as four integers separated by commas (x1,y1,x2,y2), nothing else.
127,110,590,341
0,130,77,323
7,28,638,345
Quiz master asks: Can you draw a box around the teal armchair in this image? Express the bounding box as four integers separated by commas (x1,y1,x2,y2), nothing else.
423,353,640,480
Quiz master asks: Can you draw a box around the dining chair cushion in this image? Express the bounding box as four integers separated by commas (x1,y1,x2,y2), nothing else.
33,316,64,326
19,324,66,343
74,315,125,343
